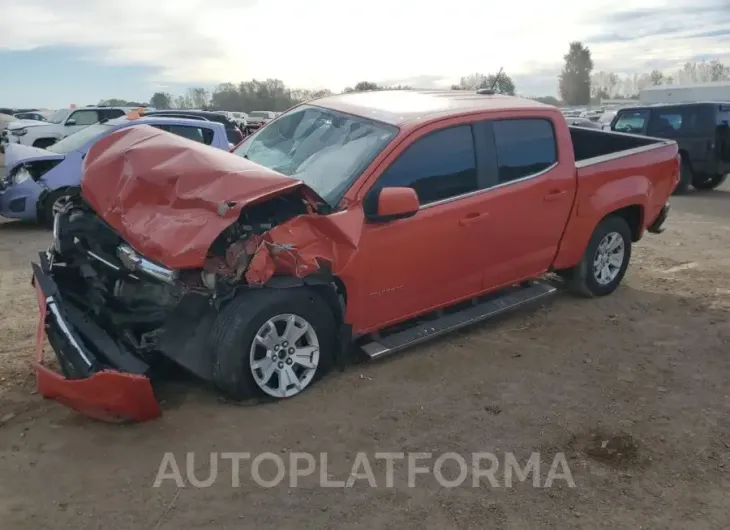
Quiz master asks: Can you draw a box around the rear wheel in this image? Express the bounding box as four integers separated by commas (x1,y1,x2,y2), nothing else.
673,156,692,195
559,216,633,298
692,173,727,190
211,288,337,401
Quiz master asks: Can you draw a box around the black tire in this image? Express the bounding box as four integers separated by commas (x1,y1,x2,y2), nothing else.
33,138,56,149
211,288,337,401
673,156,692,195
692,173,727,190
559,216,632,298
41,188,74,227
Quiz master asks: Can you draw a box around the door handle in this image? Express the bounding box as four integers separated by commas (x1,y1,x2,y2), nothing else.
544,189,566,202
459,212,488,226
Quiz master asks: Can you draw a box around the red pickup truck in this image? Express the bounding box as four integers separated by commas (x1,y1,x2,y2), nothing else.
31,90,678,421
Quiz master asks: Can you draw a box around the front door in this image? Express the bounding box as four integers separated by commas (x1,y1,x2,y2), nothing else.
347,124,488,332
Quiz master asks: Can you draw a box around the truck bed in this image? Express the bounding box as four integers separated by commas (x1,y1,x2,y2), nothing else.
569,127,671,167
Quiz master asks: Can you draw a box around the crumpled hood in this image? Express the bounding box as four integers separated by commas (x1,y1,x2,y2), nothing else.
81,124,323,270
3,143,65,178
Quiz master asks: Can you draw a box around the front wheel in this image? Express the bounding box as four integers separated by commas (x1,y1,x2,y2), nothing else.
692,173,727,190
558,216,633,298
211,288,337,401
41,188,74,227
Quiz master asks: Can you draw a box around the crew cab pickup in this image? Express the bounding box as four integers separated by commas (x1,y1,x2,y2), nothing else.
31,91,679,422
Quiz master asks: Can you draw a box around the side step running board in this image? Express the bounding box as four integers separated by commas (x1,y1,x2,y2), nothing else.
360,281,557,359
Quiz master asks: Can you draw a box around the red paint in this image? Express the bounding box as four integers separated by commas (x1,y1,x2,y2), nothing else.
81,93,679,339
32,277,161,423
35,366,161,423
81,125,322,270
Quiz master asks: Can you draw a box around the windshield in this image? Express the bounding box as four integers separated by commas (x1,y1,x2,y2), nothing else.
233,104,398,205
250,111,272,118
47,109,71,124
46,123,115,154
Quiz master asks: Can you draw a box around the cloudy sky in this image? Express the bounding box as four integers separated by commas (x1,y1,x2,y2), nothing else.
1,0,729,107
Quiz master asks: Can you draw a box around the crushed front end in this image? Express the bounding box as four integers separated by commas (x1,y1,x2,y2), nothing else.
31,190,322,422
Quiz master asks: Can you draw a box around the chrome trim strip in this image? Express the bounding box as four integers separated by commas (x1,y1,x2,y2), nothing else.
87,251,120,271
575,140,674,169
45,296,92,367
117,244,178,284
419,162,559,210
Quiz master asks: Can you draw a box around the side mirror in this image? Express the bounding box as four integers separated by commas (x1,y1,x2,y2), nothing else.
364,187,420,223
65,119,77,126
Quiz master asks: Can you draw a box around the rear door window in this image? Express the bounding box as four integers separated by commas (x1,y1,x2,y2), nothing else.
492,119,557,184
67,110,100,126
152,124,214,145
103,109,126,120
648,106,707,137
613,110,649,134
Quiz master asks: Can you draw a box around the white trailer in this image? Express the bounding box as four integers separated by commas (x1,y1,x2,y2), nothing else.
640,82,730,104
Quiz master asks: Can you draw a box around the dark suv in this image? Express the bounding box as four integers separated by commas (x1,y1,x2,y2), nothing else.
611,102,730,193
143,109,243,146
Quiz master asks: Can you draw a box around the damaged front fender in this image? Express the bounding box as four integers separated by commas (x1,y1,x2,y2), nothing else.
242,210,364,286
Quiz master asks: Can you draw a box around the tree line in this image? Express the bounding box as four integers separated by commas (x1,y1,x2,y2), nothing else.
98,74,519,113
97,46,730,112
558,42,730,105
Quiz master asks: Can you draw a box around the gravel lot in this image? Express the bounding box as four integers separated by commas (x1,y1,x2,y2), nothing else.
1,185,729,529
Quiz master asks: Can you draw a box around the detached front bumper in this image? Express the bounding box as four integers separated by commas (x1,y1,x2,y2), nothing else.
31,253,161,422
647,203,670,234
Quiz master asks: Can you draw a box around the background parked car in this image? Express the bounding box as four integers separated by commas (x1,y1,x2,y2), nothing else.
246,110,277,132
3,106,136,149
0,115,229,225
144,109,243,145
13,111,49,122
610,102,730,193
566,117,603,129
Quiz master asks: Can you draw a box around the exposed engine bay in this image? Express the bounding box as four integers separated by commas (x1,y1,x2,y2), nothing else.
49,192,311,369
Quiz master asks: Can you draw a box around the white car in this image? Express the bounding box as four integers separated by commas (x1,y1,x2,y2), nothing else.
3,106,140,149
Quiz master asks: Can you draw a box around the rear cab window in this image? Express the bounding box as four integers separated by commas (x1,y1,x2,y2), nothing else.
612,110,649,134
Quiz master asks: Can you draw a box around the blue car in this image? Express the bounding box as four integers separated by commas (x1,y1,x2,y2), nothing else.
0,115,231,225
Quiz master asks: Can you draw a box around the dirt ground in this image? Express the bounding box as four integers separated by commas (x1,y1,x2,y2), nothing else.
1,186,730,530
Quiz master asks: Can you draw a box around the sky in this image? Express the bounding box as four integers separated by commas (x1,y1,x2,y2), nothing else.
1,0,730,108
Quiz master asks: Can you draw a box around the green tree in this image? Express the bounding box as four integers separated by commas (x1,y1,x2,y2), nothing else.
452,72,516,94
150,92,173,109
559,42,593,105
649,70,664,86
485,73,516,95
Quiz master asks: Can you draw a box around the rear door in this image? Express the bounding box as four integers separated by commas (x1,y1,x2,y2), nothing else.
647,105,712,170
475,118,576,289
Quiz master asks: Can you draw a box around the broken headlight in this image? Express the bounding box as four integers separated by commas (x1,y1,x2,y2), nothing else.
13,167,32,185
